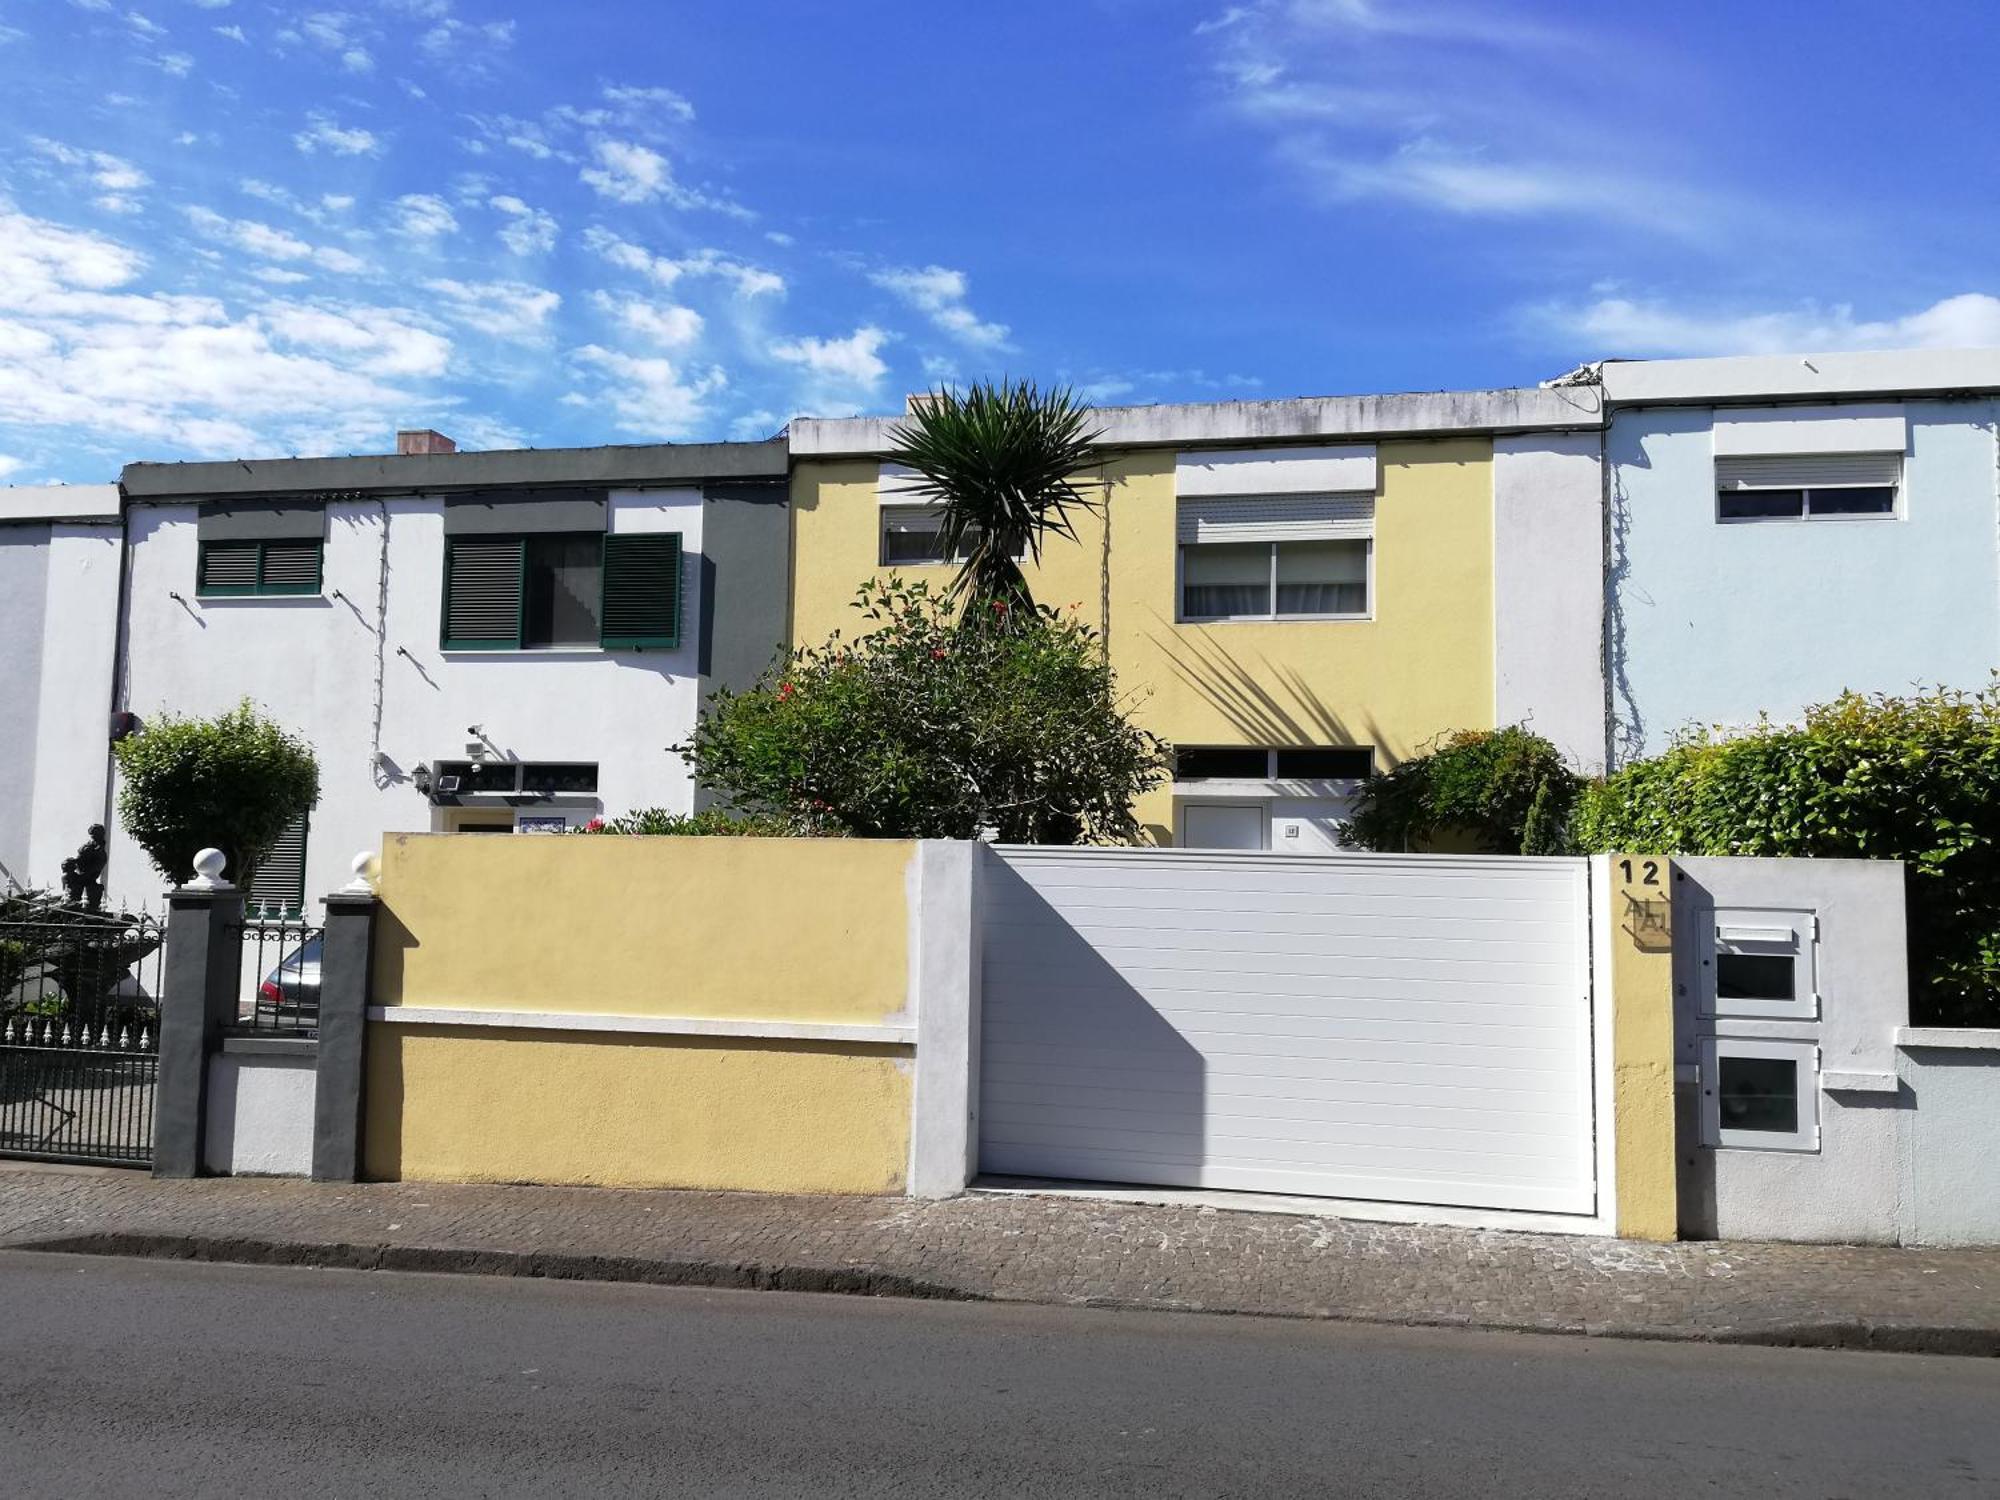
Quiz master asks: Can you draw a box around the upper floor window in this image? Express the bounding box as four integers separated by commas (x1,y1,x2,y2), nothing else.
197,538,324,597
195,499,325,598
1177,494,1372,622
441,532,681,651
880,505,973,566
1714,453,1901,523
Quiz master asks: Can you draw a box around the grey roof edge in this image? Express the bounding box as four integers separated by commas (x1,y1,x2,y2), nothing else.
789,385,1605,458
120,437,790,501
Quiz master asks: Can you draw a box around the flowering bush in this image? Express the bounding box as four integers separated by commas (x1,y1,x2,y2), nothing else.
678,578,1167,843
571,808,802,837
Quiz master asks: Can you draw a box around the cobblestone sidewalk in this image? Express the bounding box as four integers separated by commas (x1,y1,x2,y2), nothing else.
2,1166,1995,1353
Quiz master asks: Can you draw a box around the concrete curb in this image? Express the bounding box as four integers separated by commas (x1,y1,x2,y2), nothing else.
16,1231,1999,1358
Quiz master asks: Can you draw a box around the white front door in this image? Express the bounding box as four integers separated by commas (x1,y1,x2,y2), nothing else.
1180,802,1266,850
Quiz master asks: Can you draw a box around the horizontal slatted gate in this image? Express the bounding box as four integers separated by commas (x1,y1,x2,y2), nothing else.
978,849,1596,1216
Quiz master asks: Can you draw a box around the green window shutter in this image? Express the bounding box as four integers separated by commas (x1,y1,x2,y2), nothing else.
442,537,526,649
259,540,323,594
197,540,260,596
600,533,682,649
247,815,308,919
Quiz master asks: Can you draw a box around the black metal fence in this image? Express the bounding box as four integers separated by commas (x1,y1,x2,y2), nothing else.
234,910,324,1035
0,903,165,1167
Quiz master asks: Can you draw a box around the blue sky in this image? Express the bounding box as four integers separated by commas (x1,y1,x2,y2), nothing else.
2,0,1998,482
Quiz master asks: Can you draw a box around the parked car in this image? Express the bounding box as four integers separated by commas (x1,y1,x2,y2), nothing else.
256,935,321,1024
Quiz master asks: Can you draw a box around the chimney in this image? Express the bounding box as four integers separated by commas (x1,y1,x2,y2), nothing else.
396,428,457,456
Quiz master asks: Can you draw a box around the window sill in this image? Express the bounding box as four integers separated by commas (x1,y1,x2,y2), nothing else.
193,593,329,605
1177,613,1374,626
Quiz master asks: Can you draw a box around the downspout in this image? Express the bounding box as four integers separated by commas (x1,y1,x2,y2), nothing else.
100,495,136,831
1599,416,1616,776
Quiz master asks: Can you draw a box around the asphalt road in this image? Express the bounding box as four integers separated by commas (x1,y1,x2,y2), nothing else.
1,1252,1996,1498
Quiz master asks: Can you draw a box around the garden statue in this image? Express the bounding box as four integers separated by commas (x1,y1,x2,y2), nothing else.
71,824,108,911
59,858,84,906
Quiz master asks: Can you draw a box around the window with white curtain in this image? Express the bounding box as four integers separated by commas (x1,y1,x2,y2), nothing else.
1177,494,1372,621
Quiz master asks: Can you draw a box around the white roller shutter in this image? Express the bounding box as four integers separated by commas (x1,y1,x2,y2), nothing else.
1177,494,1375,544
1714,453,1901,489
979,848,1596,1217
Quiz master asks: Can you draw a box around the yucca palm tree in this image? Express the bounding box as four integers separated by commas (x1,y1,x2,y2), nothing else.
885,379,1104,624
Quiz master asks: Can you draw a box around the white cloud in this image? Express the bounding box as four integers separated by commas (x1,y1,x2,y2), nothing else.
870,264,1010,349
125,11,166,40
580,138,673,204
294,114,382,156
0,203,438,457
589,290,702,349
770,325,890,400
423,277,561,341
1536,291,2000,359
490,195,557,256
153,52,194,76
32,138,152,213
599,84,695,123
570,344,724,438
390,193,459,242
213,24,246,42
183,206,367,274
582,228,785,300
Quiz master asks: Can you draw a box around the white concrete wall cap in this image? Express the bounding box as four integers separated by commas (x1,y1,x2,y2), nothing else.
1598,347,2000,406
0,483,120,522
791,385,1604,458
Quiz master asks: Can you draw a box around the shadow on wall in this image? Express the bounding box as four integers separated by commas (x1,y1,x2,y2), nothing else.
1144,618,1387,751
978,856,1207,1188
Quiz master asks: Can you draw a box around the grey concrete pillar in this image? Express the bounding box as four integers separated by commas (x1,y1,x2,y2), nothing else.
154,876,245,1179
312,890,376,1182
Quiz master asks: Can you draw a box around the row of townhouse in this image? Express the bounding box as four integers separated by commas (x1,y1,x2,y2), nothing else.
3,344,1996,911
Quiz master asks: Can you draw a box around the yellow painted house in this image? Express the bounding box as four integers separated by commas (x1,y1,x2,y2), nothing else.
787,386,1608,848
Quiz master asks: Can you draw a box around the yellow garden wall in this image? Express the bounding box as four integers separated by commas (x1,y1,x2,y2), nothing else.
365,1027,911,1193
374,833,912,1023
788,440,1495,844
363,835,920,1194
1608,855,1678,1240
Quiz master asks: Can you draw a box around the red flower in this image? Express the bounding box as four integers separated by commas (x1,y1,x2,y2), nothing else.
931,648,948,660
583,817,605,832
778,682,795,700
990,600,1008,614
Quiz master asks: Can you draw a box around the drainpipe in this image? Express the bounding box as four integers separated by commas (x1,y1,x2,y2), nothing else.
101,494,137,831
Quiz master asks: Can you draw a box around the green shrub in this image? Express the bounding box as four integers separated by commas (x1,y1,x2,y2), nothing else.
1574,683,2000,1026
113,700,320,887
573,808,804,837
680,578,1168,843
1341,727,1582,856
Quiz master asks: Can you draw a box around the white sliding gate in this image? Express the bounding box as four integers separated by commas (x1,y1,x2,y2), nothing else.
978,849,1598,1216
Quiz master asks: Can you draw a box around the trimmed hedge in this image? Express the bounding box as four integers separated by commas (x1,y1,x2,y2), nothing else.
1575,684,2000,1027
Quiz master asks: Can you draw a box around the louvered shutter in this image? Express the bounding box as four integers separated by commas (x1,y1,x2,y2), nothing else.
442,537,525,648
198,541,261,594
1176,494,1375,544
259,539,323,593
1714,453,1902,489
248,815,308,918
599,533,682,649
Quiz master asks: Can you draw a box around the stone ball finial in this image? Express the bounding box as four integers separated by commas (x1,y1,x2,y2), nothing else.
188,848,230,891
341,850,381,895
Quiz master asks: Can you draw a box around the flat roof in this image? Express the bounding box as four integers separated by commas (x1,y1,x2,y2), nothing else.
790,384,1604,458
120,437,790,501
0,483,121,524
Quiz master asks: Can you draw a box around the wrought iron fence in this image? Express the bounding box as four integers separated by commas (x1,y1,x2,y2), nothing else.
0,902,164,1167
235,907,324,1035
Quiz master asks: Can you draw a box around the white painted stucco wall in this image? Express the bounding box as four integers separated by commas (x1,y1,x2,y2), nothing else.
204,1049,316,1176
1672,857,1909,1244
1608,400,1999,764
111,490,705,908
29,525,124,887
1897,1033,2000,1248
0,489,122,893
1492,431,1606,773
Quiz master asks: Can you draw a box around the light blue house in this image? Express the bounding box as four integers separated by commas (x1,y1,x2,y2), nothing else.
1582,349,2000,766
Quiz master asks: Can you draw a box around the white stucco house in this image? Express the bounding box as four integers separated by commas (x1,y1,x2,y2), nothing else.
1575,348,2000,767
0,482,122,895
106,431,791,911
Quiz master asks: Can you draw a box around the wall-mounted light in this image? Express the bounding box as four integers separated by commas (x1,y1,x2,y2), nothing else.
411,763,432,795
